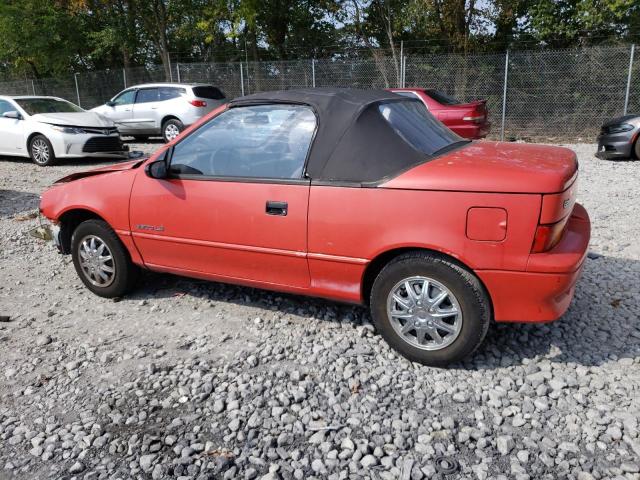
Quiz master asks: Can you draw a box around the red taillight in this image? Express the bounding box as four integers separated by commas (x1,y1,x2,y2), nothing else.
189,99,207,107
531,217,569,253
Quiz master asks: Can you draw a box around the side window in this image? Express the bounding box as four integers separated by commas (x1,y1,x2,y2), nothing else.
136,88,159,104
159,87,185,101
0,100,15,116
113,90,136,106
170,104,316,179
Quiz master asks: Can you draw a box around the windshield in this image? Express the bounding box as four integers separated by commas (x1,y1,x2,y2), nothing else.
424,89,461,105
15,98,83,115
378,100,465,156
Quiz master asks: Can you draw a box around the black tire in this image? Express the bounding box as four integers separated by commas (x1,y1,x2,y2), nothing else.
370,252,491,367
634,137,640,160
28,134,56,166
71,219,139,298
133,135,150,141
162,118,184,143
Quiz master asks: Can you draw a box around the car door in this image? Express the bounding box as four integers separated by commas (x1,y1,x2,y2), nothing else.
129,103,316,289
0,99,25,155
104,89,136,131
132,88,161,132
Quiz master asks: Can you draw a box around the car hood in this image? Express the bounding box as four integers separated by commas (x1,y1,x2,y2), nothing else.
384,141,577,194
32,111,114,127
601,114,640,128
54,158,146,184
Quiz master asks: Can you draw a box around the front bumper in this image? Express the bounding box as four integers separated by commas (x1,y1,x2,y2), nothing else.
50,133,128,159
595,132,634,159
477,203,591,323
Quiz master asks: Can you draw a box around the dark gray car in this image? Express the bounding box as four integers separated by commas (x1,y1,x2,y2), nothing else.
596,114,640,160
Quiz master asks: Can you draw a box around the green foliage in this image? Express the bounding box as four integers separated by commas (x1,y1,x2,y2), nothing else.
0,0,637,79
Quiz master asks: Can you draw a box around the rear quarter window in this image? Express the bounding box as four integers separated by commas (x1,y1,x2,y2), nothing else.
192,86,225,100
378,100,463,156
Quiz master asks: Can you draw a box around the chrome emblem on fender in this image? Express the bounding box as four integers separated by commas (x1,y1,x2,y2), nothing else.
136,224,165,232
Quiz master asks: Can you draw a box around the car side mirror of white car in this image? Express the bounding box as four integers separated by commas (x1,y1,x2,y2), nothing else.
3,111,21,120
105,101,116,107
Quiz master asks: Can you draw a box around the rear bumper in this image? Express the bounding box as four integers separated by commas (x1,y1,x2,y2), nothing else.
477,203,590,322
595,133,635,159
451,122,491,139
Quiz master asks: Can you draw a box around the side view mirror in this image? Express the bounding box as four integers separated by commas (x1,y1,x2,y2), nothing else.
145,159,168,179
3,110,21,120
106,101,116,107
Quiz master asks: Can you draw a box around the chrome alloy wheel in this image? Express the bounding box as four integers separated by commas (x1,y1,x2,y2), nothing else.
164,123,180,141
78,235,115,287
386,276,462,351
31,138,50,164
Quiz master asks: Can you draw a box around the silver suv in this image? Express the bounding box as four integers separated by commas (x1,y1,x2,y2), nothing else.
91,83,226,142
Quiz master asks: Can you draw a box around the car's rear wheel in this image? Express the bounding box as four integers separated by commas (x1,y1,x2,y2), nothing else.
370,252,491,366
162,119,184,143
71,219,139,298
29,135,56,166
634,137,640,160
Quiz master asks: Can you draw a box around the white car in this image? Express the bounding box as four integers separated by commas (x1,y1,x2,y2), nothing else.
0,95,127,166
91,83,226,142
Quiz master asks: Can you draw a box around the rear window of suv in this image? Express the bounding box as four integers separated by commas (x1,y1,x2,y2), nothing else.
192,86,225,100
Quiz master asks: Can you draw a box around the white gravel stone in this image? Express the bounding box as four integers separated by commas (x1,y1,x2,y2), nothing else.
0,143,639,479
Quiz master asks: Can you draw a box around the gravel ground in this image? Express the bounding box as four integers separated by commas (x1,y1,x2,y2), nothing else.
0,142,639,480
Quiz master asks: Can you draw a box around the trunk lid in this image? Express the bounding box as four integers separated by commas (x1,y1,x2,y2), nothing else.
384,141,577,194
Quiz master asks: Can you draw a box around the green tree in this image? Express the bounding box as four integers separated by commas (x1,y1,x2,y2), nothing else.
0,0,86,78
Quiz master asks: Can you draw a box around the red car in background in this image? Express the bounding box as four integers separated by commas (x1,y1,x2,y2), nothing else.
388,88,491,139
38,89,588,366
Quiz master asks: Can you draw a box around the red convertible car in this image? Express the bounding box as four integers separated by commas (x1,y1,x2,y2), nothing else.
39,89,590,366
388,88,491,139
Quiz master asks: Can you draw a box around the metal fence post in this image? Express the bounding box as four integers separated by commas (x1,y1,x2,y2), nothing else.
500,50,509,142
74,73,81,107
31,80,36,95
240,63,245,96
624,44,635,115
399,41,403,88
402,56,407,88
176,63,181,83
123,68,127,88
311,59,316,88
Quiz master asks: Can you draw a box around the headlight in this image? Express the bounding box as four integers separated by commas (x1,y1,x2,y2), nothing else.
50,125,85,134
608,123,634,134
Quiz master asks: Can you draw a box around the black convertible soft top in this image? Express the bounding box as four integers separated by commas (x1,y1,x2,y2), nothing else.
229,88,445,184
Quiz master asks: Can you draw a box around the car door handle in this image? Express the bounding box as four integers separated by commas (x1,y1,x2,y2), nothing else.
266,201,288,216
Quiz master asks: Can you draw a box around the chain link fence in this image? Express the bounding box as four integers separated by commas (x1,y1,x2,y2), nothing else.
1,45,638,141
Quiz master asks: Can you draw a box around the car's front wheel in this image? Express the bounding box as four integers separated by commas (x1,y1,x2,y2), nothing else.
29,135,56,166
71,219,139,298
370,252,491,367
162,119,184,143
